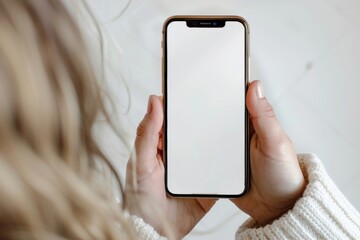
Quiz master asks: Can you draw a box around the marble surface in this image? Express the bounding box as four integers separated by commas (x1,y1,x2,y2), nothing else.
86,0,360,239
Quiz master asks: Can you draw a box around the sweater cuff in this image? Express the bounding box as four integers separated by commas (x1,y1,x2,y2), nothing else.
128,215,167,240
236,154,360,239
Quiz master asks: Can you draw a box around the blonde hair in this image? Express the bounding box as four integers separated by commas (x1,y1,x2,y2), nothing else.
0,0,136,239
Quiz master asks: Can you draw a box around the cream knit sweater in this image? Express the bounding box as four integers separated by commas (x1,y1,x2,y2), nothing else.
131,154,360,239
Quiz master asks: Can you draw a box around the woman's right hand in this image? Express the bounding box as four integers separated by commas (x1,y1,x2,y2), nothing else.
232,80,306,226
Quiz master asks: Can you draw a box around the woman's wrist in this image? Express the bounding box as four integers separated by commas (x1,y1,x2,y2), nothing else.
250,179,306,226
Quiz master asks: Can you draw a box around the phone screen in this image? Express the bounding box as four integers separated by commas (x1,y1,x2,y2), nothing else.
164,17,248,197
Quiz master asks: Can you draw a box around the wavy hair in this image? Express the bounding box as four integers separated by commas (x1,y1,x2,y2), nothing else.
0,0,135,239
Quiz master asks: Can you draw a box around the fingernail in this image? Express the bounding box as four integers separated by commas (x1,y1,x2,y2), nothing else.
256,81,265,99
147,95,153,114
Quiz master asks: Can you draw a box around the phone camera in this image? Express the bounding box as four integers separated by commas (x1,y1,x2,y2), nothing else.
190,21,198,27
212,22,218,26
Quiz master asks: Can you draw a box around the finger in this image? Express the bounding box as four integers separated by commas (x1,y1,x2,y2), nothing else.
134,95,164,168
157,95,164,150
157,123,163,150
249,118,255,138
246,81,284,141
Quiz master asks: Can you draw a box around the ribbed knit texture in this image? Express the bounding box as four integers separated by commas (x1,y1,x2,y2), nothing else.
236,154,360,240
128,215,167,240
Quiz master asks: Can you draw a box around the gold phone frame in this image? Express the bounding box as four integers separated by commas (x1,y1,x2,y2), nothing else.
162,15,250,198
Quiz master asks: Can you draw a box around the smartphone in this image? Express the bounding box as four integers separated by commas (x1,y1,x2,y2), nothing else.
162,16,250,198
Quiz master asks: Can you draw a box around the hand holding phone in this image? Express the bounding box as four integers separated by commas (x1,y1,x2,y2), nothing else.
126,15,305,237
126,84,305,237
126,95,216,239
231,81,306,226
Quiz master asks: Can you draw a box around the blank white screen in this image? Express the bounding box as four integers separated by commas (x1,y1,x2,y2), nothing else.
167,21,245,195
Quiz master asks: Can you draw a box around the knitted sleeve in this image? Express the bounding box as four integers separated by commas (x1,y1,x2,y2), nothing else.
235,154,360,239
128,215,167,240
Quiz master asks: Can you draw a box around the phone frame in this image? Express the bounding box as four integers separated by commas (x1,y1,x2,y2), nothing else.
162,15,250,198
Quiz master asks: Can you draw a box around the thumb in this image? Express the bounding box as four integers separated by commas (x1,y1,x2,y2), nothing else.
246,81,284,141
134,95,164,166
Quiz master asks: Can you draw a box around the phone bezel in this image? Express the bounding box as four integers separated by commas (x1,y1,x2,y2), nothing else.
162,15,250,198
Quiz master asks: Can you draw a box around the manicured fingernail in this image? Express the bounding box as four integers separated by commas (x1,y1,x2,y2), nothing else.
256,81,265,99
147,95,153,114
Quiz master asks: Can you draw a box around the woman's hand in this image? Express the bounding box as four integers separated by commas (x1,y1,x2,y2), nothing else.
232,80,306,226
126,95,216,239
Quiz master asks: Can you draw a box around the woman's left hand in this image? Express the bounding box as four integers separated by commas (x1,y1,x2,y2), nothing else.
126,95,216,239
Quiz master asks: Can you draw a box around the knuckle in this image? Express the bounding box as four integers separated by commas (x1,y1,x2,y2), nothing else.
136,119,147,137
262,101,276,118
